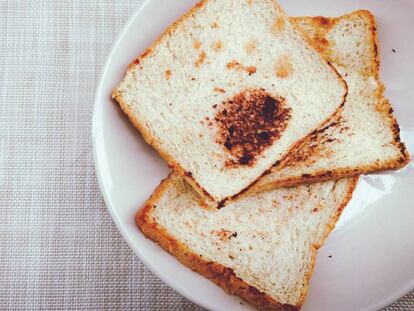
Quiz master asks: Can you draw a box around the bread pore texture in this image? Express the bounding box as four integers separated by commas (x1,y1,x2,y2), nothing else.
113,0,347,206
137,174,358,310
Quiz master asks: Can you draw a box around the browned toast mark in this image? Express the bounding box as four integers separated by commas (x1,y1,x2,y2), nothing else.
271,16,285,35
212,41,223,52
226,60,257,75
313,16,335,30
275,55,293,78
165,69,171,80
213,229,238,242
214,87,226,93
193,39,201,50
281,119,345,167
214,88,291,167
376,99,391,113
195,51,206,67
311,36,331,54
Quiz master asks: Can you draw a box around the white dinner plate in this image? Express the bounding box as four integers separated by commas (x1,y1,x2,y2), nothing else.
92,1,414,310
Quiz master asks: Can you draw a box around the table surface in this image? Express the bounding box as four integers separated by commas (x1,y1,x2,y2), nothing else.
0,1,412,310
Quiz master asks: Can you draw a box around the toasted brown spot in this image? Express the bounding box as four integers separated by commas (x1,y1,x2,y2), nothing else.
376,99,391,113
312,36,330,54
245,40,256,54
275,55,293,78
211,22,219,28
247,0,253,6
314,16,335,30
227,61,257,75
280,119,342,167
141,48,152,58
128,58,141,70
214,229,238,241
271,17,285,35
212,41,223,52
193,40,201,50
215,88,291,167
165,69,171,80
214,87,226,93
195,51,206,67
246,66,257,74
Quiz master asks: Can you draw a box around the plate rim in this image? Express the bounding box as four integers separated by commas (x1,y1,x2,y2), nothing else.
92,1,414,310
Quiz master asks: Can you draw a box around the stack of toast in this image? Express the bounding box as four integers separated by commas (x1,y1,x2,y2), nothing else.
112,1,409,309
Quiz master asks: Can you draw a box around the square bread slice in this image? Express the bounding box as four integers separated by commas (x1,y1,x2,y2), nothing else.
251,10,410,193
137,174,358,310
112,0,347,206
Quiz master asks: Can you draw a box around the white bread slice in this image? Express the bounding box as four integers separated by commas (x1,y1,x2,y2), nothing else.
137,174,358,310
251,10,409,193
113,0,347,206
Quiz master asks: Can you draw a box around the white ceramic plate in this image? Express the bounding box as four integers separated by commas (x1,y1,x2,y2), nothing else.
93,1,414,310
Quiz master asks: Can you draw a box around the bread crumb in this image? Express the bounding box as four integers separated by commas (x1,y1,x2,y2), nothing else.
195,51,206,67
392,48,396,53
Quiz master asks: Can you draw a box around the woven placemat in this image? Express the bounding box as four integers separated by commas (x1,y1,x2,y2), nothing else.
0,0,411,309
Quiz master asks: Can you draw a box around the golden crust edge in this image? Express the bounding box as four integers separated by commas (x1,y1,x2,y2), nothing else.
136,174,359,310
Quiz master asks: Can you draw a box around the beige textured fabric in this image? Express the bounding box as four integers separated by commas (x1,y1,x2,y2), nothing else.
0,0,411,310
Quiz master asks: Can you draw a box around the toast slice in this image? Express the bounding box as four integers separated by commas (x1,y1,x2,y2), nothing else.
137,174,358,310
113,0,347,206
251,10,409,193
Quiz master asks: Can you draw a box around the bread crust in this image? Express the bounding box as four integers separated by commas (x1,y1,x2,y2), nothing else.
250,10,410,194
112,0,348,207
136,175,358,310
